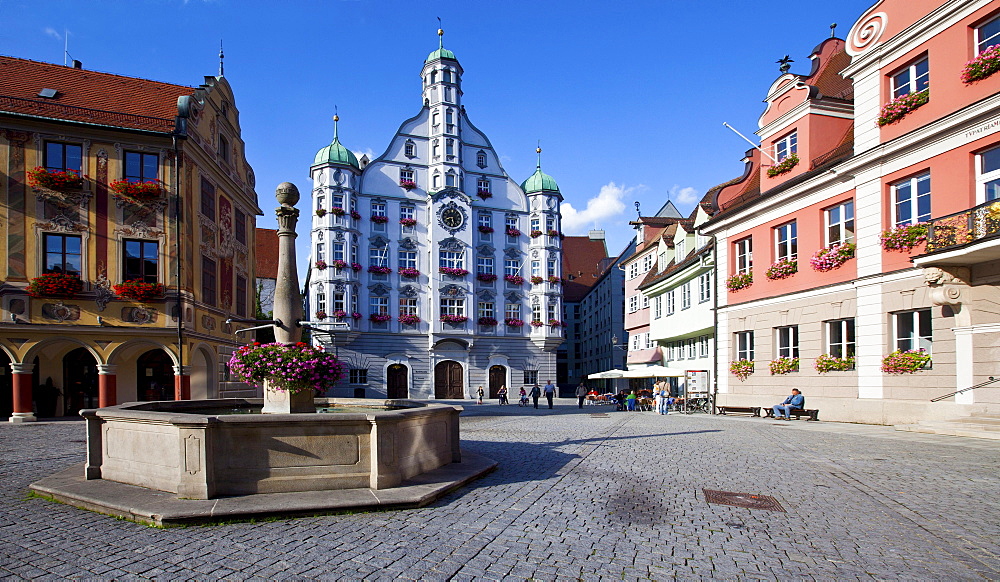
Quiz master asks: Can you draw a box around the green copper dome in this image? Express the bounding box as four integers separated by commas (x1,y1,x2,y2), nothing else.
521,166,560,194
426,47,457,63
312,136,359,170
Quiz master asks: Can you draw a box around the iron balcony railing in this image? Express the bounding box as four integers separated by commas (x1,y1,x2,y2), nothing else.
0,95,176,133
924,199,1000,253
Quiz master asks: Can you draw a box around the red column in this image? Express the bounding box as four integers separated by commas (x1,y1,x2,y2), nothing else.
97,364,117,408
173,365,191,400
9,362,35,423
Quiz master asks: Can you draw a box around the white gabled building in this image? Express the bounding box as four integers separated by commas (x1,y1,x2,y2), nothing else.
306,32,563,400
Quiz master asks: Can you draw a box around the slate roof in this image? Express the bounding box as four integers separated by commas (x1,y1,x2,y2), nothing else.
255,228,279,279
0,55,192,133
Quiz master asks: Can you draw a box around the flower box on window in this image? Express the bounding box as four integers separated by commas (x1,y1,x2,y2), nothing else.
810,242,855,272
399,218,417,227
109,179,165,204
814,353,855,373
478,225,494,234
333,310,347,319
315,208,327,217
765,258,797,280
477,316,498,326
877,90,929,126
529,230,543,238
399,314,421,325
27,167,85,192
440,314,468,324
351,262,362,272
370,215,389,224
726,271,753,292
476,273,497,282
881,350,931,374
330,207,346,216
477,189,492,199
399,179,417,190
961,45,1000,84
548,319,563,327
505,228,521,237
504,274,524,285
530,276,544,285
880,224,928,252
351,311,362,320
368,265,392,275
768,357,799,375
369,313,392,323
26,273,84,298
547,276,561,285
350,210,362,220
504,318,524,327
331,259,348,270
529,320,544,328
112,280,164,303
315,310,327,320
399,267,420,278
439,267,469,277
730,359,754,381
546,229,559,237
315,260,328,270
766,154,799,177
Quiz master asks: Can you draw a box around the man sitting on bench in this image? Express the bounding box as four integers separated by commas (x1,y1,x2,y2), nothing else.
772,389,804,420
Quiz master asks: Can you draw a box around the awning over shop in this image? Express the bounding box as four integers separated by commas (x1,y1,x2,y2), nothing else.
626,347,662,364
622,365,687,378
586,369,627,379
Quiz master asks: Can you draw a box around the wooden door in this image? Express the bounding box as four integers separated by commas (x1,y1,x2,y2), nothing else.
488,365,506,398
434,360,464,399
386,364,408,399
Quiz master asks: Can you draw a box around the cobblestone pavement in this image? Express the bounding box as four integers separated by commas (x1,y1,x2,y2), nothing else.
2,401,998,580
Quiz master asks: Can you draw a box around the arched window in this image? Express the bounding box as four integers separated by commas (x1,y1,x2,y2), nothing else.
430,71,437,84
446,109,454,133
433,172,441,189
446,170,456,188
404,140,415,158
476,150,487,168
432,139,440,159
446,139,454,158
443,70,452,83
432,111,440,127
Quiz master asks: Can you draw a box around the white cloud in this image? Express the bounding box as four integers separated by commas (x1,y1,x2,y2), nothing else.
669,185,700,206
44,27,61,41
561,181,632,233
352,148,375,160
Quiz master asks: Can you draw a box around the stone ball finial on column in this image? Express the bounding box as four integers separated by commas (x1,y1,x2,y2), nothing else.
272,182,304,345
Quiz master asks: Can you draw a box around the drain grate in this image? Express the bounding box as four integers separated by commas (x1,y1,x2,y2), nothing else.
702,489,785,512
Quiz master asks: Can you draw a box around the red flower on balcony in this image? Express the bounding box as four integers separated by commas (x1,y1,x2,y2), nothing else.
350,210,362,220
477,189,492,199
399,179,416,190
440,314,468,324
505,228,521,237
476,273,497,282
398,314,421,325
26,272,83,298
399,218,417,227
529,230,543,238
478,225,494,234
399,267,420,278
369,313,392,323
547,276,561,285
112,279,164,303
503,274,524,285
477,317,498,326
530,276,544,285
27,167,86,192
439,267,469,277
330,207,346,216
371,215,389,224
330,259,348,270
368,265,392,275
504,318,524,327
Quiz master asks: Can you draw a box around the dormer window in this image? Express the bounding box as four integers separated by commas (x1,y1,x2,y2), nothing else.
676,238,686,259
404,140,416,158
977,16,1000,54
892,58,929,99
774,131,797,162
476,150,487,168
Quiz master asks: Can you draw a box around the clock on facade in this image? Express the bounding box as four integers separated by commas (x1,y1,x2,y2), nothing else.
441,207,464,228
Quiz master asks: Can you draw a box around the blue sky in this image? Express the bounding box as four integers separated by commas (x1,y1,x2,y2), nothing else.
2,0,875,259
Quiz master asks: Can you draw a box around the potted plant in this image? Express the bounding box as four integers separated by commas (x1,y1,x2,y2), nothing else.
369,313,392,323
730,359,754,381
350,210,362,220
877,90,929,126
26,167,85,192
440,314,468,324
504,318,524,327
109,179,165,204
546,229,559,237
112,280,164,303
331,259,348,270
503,274,524,285
477,189,492,199
769,356,799,375
478,225,494,234
765,258,797,280
228,341,345,394
399,314,421,325
726,271,753,292
530,276,544,285
810,242,855,272
505,227,521,237
881,350,931,374
315,310,327,320
315,260,328,270
399,217,417,227
351,262,363,272
399,267,420,278
330,207,346,216
368,265,392,275
439,267,469,277
961,44,1000,83
880,223,928,252
315,208,327,217
332,310,347,319
476,273,497,282
547,276,561,284
529,320,544,328
400,179,417,190
26,272,83,298
766,154,799,177
370,215,389,224
814,353,855,373
529,230,543,238
351,311,362,320
548,319,563,327
478,316,498,326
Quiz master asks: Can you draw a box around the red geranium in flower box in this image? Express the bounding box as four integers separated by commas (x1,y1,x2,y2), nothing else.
368,265,392,275
398,314,421,325
504,318,524,327
476,273,497,282
546,229,559,237
400,179,416,190
26,272,83,298
330,207,346,216
26,167,85,192
371,215,389,224
331,259,348,269
529,230,543,238
439,267,469,277
315,310,327,320
399,267,420,278
399,218,417,227
477,189,492,199
503,274,524,285
530,276,544,284
547,276,561,284
112,279,164,303
315,260,328,270
529,320,544,328
350,210,362,220
332,310,348,319
440,314,469,324
478,225,494,234
478,317,498,326
109,179,165,204
351,262,363,272
505,228,521,237
369,313,392,323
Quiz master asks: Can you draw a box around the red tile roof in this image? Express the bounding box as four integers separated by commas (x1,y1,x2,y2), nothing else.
255,228,279,279
561,236,609,302
0,56,192,133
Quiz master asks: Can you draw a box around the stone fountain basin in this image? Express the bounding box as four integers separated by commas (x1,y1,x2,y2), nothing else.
81,398,462,500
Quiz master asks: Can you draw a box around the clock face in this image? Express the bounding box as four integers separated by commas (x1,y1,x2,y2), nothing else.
442,207,464,228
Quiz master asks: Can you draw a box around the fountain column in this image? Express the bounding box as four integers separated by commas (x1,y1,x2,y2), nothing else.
173,365,191,400
262,182,312,414
9,362,35,423
96,364,118,408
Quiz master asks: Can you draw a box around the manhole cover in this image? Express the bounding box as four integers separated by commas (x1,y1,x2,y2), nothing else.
702,489,785,512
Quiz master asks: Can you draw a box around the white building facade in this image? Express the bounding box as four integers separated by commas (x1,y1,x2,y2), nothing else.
307,36,563,399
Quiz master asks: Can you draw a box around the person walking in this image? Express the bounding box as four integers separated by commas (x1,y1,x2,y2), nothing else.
498,385,508,405
575,382,588,408
477,386,484,405
543,380,556,409
530,383,541,409
655,380,670,415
